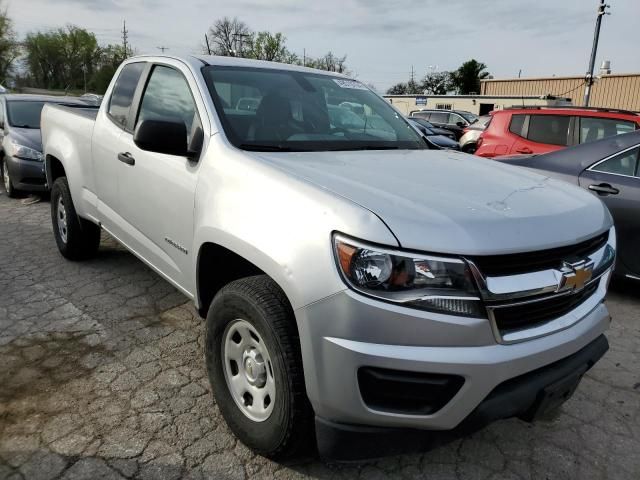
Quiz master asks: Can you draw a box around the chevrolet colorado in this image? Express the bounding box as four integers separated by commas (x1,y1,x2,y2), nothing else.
41,55,616,461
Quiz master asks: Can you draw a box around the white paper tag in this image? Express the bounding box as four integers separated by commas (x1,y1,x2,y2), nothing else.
333,79,369,90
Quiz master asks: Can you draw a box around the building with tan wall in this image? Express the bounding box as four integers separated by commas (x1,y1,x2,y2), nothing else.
480,73,640,112
383,95,571,117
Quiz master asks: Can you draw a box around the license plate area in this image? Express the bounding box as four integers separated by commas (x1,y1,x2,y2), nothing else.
522,365,588,421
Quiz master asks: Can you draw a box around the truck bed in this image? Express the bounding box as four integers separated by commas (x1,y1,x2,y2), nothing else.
54,104,99,120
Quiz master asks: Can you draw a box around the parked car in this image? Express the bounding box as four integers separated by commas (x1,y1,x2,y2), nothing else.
42,55,615,461
0,94,92,197
475,106,640,158
410,109,479,139
407,118,460,150
459,115,492,153
495,130,640,281
406,117,454,139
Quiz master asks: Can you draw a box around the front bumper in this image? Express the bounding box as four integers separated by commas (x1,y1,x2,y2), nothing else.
5,155,48,192
315,334,609,461
295,274,610,432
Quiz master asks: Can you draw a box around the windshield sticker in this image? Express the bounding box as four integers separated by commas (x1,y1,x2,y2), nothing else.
333,79,369,90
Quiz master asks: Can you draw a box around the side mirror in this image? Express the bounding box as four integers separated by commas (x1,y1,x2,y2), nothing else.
456,121,466,128
134,119,189,157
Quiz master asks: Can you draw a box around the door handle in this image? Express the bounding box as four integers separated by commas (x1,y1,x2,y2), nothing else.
516,147,533,154
588,183,619,196
118,152,135,166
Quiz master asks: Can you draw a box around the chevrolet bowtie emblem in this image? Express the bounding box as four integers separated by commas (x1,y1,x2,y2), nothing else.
557,260,594,293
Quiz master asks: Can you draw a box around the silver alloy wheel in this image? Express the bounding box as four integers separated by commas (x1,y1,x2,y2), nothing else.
56,197,68,243
2,161,9,192
222,318,276,422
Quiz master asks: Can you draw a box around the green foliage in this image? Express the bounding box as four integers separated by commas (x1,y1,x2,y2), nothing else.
450,59,489,94
422,71,452,95
249,32,289,62
0,2,19,84
24,26,100,91
205,17,348,73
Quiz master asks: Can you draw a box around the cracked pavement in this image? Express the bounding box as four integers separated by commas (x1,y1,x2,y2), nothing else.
0,192,639,480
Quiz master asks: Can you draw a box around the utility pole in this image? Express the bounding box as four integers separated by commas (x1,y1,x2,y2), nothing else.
205,34,211,55
303,48,306,67
410,65,415,84
121,20,129,58
157,46,169,53
584,0,610,106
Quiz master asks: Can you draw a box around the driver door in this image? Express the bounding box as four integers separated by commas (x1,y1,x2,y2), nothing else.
115,63,205,295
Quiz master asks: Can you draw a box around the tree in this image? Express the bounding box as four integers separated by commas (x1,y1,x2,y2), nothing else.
89,44,128,93
306,51,348,74
422,71,451,95
386,79,422,95
249,32,289,62
0,2,19,85
23,26,100,91
206,17,252,56
450,59,489,95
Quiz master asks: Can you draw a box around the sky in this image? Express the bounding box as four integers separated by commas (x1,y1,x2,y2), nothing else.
8,0,640,91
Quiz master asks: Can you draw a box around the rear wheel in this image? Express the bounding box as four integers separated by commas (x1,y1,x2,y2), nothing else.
205,275,314,460
1,157,17,198
50,177,101,260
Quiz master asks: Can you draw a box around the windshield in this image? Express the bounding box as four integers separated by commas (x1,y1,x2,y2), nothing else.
202,66,426,151
6,101,47,129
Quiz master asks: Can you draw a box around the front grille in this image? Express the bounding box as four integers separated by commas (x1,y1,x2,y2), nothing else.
470,232,608,276
491,281,599,334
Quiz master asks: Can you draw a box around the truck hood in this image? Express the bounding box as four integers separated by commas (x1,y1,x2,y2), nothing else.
252,149,612,255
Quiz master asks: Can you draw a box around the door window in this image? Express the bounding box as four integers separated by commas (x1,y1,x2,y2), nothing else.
579,117,636,144
429,112,449,123
448,113,464,125
108,62,145,129
508,114,526,137
591,146,639,177
527,115,570,146
137,65,199,142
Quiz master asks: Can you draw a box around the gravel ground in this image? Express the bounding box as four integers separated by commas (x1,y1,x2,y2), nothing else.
0,192,639,480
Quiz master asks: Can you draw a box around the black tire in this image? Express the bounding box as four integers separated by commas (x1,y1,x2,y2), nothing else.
1,157,18,198
50,177,101,260
205,275,314,460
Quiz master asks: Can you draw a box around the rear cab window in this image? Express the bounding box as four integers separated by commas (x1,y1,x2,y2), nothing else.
108,62,146,129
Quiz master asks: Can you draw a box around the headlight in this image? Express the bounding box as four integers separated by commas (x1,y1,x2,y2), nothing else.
9,140,44,162
333,235,484,317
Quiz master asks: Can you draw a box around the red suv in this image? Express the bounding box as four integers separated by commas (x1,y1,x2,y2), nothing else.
475,107,640,158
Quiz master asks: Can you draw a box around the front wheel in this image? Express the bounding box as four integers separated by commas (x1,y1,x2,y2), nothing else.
1,157,17,198
205,275,314,460
50,177,101,260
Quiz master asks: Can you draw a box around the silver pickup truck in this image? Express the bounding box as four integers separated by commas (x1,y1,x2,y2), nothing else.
41,55,616,461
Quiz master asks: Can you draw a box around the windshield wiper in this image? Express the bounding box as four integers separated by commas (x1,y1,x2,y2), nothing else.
12,124,37,129
239,143,294,152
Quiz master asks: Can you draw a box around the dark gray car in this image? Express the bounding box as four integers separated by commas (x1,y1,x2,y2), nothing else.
496,130,640,280
0,94,90,197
